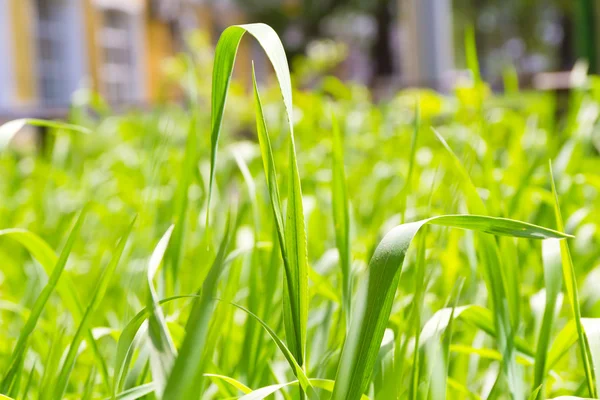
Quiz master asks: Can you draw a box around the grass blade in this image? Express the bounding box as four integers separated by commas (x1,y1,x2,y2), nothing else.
53,216,135,399
331,113,352,327
332,215,568,400
549,162,596,397
534,239,563,398
146,225,177,395
163,213,233,399
1,208,88,393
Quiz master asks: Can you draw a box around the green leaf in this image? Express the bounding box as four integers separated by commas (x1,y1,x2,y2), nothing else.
204,373,252,394
146,225,177,395
533,239,563,398
53,216,135,399
1,208,88,393
163,213,233,399
549,162,596,397
332,214,568,400
331,112,352,326
0,229,111,391
103,383,155,400
0,118,90,150
206,24,309,382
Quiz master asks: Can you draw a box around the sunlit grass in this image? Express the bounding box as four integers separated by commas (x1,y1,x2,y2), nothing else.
0,23,599,400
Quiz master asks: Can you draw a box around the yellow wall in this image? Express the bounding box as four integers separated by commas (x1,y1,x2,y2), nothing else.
9,0,37,104
83,0,101,94
145,17,174,102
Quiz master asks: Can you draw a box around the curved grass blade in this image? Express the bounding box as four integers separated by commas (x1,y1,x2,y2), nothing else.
0,118,90,150
420,305,533,357
234,379,369,400
167,118,197,293
434,127,526,397
1,208,88,393
204,374,252,394
549,162,596,397
331,215,569,400
163,213,233,399
534,239,563,399
0,229,111,391
225,302,315,397
54,216,136,399
113,295,200,394
146,226,177,395
103,383,154,400
206,24,309,382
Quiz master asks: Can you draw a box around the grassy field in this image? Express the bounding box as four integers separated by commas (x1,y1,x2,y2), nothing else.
1,23,600,400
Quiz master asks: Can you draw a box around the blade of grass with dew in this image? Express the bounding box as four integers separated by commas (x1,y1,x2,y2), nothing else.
331,112,351,328
549,162,596,397
0,208,88,394
163,212,233,400
53,216,135,399
331,214,568,400
146,225,177,395
0,229,111,391
534,239,563,399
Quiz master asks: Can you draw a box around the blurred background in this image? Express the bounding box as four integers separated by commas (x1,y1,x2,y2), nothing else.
0,0,598,121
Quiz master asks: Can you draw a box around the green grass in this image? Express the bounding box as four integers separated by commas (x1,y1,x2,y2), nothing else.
0,22,600,399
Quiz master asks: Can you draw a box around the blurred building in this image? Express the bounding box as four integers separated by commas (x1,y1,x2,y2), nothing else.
0,0,250,120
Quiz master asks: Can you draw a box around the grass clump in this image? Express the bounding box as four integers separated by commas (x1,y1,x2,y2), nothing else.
0,23,600,400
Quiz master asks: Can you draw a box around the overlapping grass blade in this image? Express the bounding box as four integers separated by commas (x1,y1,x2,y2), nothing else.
104,383,154,400
53,216,135,399
1,208,88,393
434,127,523,397
0,118,91,150
0,230,111,390
549,162,596,397
226,302,315,396
146,225,177,395
534,239,563,398
331,215,568,400
163,213,233,399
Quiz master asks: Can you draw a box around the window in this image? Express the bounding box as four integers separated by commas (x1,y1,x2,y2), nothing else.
100,9,136,104
36,0,69,105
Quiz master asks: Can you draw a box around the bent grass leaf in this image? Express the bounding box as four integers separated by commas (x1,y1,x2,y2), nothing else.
0,118,91,150
163,214,233,399
331,112,352,327
534,239,563,398
332,215,569,400
206,24,309,378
